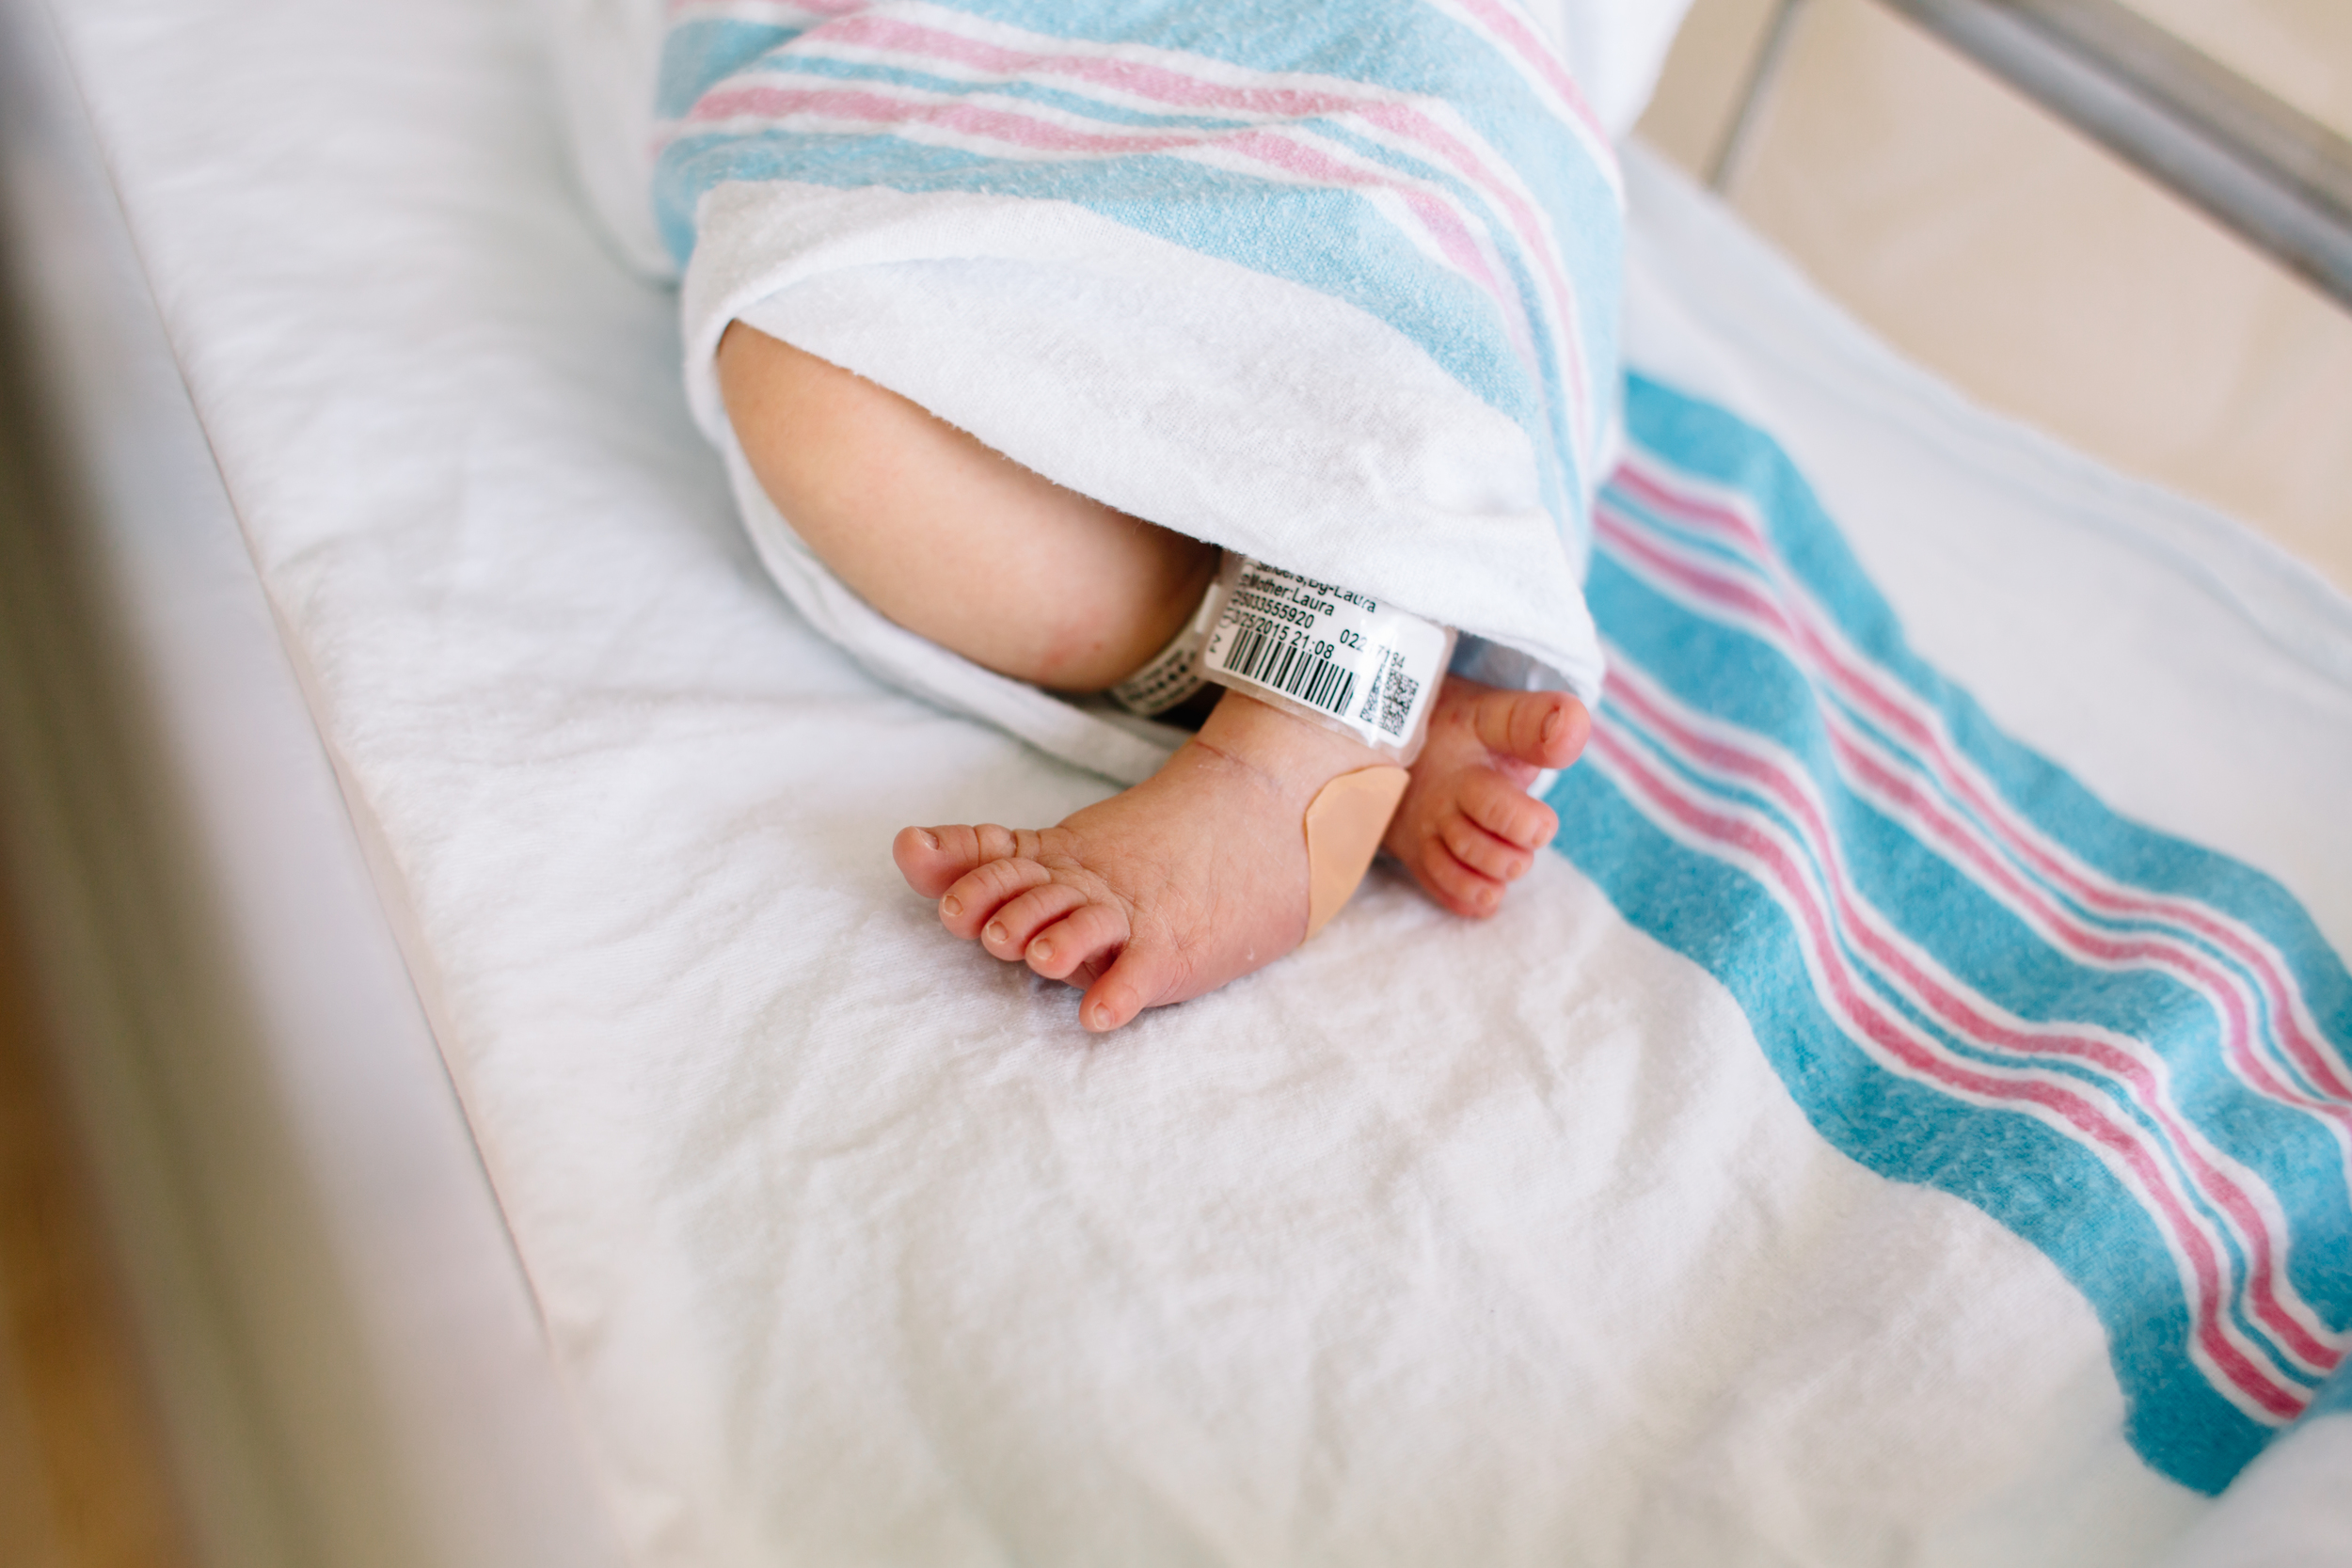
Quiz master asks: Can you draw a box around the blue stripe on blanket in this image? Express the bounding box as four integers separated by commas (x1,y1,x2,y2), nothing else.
650,0,1622,551
1551,374,2352,1495
2306,1362,2352,1422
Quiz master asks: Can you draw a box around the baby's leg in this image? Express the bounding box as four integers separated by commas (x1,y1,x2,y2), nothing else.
722,325,1398,1029
722,325,1587,1024
719,323,1216,690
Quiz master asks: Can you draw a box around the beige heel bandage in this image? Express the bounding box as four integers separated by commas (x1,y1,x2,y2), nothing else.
1304,765,1410,939
1104,554,1435,938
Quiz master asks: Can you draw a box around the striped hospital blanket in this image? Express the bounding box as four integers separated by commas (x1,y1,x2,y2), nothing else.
1565,375,2352,1497
652,0,1627,756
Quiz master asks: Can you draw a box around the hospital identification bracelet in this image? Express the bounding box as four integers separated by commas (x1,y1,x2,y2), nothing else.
1106,600,1213,718
1197,555,1453,763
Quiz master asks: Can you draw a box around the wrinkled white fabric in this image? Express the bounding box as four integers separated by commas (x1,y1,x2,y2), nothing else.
2158,1417,2352,1568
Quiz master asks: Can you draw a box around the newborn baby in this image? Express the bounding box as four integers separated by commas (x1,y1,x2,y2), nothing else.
720,325,1592,1032
655,2,1628,1030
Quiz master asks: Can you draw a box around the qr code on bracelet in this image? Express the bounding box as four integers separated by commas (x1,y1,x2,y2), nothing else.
1376,667,1419,736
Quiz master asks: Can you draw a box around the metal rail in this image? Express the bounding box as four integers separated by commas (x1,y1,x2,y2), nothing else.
1707,0,1813,190
1711,0,2352,311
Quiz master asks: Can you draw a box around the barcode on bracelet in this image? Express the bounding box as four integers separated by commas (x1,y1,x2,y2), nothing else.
1222,624,1358,718
1376,668,1418,736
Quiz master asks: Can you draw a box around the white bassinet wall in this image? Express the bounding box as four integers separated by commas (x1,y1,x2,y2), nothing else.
0,1,2347,1565
0,4,620,1563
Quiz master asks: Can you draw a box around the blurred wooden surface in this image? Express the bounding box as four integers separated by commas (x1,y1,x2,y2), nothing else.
0,864,193,1568
0,130,195,1557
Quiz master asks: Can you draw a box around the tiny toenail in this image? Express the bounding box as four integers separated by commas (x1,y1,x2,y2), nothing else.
1542,708,1563,744
1091,1005,1114,1029
916,829,938,849
985,921,1007,944
941,895,961,917
1029,939,1052,961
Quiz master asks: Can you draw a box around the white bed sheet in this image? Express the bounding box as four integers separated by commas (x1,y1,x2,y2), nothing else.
43,0,2352,1562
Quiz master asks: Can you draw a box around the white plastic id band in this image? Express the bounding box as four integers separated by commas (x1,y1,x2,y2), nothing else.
1107,594,1215,717
1198,555,1454,762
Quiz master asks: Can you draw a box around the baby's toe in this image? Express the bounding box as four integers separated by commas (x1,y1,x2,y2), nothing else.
1418,841,1505,919
1441,809,1535,884
1080,935,1184,1032
938,851,1054,939
1470,688,1591,771
893,826,963,897
1024,900,1130,983
982,882,1091,960
1460,767,1560,850
896,822,1025,898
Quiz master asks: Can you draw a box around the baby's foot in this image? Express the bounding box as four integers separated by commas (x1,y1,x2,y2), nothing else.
894,692,1392,1032
1382,674,1590,918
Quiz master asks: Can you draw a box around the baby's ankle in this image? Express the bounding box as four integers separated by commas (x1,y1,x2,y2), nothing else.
1188,689,1397,799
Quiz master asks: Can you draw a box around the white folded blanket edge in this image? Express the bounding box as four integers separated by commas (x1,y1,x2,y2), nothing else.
679,178,1613,784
